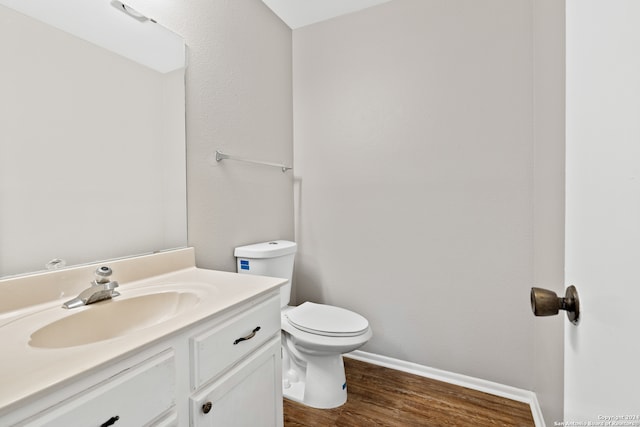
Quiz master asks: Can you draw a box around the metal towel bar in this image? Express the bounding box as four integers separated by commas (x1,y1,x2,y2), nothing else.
215,150,292,173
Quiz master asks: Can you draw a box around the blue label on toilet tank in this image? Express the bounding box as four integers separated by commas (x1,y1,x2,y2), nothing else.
342,382,347,390
240,260,250,270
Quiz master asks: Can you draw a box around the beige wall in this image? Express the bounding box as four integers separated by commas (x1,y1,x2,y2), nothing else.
533,0,565,423
136,0,564,419
293,0,535,389
134,0,294,272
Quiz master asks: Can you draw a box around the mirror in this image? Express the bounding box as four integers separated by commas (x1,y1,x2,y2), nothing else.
0,0,187,278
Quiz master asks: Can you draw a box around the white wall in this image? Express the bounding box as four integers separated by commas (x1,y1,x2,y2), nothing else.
293,0,535,389
131,0,294,271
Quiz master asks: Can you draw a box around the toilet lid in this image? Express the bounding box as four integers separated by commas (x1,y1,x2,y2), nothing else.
285,302,369,337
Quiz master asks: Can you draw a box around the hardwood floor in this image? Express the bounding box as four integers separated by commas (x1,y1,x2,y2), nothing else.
284,358,535,427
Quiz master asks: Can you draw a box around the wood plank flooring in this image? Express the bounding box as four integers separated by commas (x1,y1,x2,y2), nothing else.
284,358,535,427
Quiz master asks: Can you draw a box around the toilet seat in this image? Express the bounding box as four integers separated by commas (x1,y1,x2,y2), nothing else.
285,302,369,337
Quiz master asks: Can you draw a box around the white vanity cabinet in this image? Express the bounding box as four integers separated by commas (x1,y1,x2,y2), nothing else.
189,295,282,426
4,291,283,427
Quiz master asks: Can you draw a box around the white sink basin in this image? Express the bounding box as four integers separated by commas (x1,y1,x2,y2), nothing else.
29,291,200,348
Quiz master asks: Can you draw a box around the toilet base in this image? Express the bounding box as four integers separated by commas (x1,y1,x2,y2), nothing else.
282,338,348,409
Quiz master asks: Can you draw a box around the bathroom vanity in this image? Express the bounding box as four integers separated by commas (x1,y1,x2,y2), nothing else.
0,249,285,426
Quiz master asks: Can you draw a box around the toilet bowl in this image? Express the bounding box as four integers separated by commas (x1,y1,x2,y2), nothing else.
281,302,372,408
234,241,372,409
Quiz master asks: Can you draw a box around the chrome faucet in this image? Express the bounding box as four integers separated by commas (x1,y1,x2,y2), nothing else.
62,266,120,309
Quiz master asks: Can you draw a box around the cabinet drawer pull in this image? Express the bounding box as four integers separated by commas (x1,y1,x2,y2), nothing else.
233,326,261,345
202,401,213,414
100,415,120,427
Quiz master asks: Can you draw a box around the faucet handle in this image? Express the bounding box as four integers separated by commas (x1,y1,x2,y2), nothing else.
95,266,113,284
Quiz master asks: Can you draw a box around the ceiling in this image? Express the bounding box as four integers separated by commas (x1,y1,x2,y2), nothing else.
261,0,393,29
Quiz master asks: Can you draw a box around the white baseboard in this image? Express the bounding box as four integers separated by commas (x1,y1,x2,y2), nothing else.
345,350,545,427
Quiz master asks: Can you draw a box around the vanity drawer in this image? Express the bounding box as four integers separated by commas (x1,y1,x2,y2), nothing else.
191,295,280,389
21,350,175,427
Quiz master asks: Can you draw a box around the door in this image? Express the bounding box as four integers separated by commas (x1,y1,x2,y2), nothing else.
565,0,640,421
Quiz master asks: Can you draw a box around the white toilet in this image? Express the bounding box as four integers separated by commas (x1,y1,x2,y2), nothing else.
235,240,372,409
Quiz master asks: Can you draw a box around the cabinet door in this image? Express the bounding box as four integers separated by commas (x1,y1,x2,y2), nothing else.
190,337,282,427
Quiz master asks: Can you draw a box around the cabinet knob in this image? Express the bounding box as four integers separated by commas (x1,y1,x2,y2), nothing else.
202,401,213,414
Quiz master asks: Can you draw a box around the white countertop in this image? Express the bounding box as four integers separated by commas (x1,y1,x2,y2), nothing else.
0,249,285,414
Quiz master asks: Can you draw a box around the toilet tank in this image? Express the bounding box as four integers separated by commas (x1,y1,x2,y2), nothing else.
234,240,297,308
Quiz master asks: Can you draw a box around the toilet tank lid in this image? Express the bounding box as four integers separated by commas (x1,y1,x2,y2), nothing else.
234,240,297,259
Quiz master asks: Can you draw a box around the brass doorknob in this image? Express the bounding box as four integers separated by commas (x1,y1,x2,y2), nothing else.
530,285,580,325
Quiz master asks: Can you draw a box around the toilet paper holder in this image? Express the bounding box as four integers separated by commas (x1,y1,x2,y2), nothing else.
530,285,580,325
